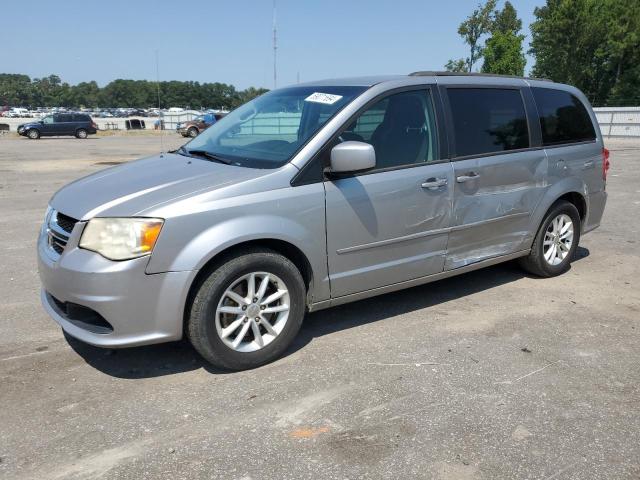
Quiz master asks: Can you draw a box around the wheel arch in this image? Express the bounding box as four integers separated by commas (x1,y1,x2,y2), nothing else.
182,238,315,331
556,191,586,223
528,179,589,249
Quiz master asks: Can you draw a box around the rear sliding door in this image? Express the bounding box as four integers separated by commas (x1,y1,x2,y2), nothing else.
442,85,547,270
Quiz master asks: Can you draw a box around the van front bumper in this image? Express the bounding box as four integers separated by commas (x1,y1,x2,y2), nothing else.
38,230,194,348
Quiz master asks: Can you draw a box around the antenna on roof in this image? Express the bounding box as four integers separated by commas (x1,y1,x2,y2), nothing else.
272,0,277,89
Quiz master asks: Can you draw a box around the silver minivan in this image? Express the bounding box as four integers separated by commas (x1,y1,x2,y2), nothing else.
38,72,609,370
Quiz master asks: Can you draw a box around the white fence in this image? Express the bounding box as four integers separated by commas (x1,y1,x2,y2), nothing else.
594,107,640,138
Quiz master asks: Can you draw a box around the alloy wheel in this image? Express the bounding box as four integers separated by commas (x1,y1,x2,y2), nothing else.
215,272,290,353
543,213,574,266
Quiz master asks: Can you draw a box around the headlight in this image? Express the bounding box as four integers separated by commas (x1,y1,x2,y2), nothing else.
79,217,164,261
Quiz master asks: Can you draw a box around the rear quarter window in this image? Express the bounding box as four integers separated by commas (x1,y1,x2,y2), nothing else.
447,88,530,158
532,88,596,146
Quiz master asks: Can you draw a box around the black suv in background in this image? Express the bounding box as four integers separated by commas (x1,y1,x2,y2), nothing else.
18,113,98,139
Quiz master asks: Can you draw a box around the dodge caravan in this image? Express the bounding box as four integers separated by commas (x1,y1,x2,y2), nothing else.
38,72,609,370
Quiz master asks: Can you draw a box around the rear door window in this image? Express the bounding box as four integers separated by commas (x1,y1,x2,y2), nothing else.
532,88,596,146
447,88,530,157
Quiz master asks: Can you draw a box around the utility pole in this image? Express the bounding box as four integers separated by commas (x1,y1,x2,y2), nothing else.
273,0,277,89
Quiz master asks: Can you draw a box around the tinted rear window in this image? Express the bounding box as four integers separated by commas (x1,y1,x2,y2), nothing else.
448,88,529,157
73,114,90,122
532,88,596,146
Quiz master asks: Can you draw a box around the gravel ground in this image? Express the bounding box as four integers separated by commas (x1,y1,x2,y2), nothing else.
0,134,638,480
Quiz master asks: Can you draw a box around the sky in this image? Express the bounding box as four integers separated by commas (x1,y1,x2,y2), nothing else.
1,0,545,90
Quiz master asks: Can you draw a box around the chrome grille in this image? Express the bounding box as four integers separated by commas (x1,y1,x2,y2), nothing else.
47,210,78,255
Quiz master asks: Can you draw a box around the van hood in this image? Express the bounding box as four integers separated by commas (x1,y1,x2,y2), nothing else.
50,153,269,220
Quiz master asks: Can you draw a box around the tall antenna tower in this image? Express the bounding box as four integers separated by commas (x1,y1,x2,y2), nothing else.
155,49,164,155
272,0,277,89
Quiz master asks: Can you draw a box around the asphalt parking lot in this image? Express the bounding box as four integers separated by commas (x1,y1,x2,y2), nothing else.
0,133,639,480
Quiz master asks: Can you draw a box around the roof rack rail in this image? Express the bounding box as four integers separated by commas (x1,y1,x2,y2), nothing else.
408,71,553,82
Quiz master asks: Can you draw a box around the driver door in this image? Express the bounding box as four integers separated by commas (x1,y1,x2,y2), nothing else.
40,115,58,135
324,88,454,298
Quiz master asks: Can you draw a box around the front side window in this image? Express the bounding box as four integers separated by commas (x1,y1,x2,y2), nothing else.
341,90,439,170
532,88,596,146
185,86,366,168
42,116,54,124
448,88,530,157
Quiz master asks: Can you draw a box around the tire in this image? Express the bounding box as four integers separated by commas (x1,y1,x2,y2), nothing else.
27,129,40,139
75,128,88,139
187,127,198,138
187,248,306,370
519,200,581,277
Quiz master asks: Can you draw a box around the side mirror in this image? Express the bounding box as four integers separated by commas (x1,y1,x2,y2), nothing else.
330,141,376,174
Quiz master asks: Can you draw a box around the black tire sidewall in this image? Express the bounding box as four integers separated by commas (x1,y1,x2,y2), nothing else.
535,202,581,276
189,251,305,370
188,128,198,137
76,129,87,139
28,129,40,139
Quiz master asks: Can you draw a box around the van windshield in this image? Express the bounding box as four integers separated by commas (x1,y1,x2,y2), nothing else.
183,86,366,168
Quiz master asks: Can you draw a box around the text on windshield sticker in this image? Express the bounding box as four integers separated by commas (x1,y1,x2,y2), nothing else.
304,92,343,105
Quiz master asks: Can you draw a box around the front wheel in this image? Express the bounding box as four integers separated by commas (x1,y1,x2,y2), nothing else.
519,200,581,277
187,248,306,370
27,129,40,139
187,127,198,138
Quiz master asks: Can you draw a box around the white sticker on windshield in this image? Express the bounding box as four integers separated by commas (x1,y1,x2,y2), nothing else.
305,92,343,105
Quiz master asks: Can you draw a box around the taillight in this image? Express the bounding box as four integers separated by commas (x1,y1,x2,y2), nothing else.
91,122,98,129
602,147,610,181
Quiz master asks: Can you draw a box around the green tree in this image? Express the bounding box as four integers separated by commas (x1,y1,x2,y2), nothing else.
445,59,467,73
446,0,497,72
492,1,521,34
0,74,32,105
530,0,640,106
0,72,269,109
482,1,526,76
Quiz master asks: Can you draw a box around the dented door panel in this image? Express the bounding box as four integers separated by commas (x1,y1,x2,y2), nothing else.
445,149,548,270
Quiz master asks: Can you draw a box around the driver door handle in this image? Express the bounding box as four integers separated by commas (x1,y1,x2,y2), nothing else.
421,177,448,189
456,172,481,183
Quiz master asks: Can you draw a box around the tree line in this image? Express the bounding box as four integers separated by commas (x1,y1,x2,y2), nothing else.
447,0,640,106
0,74,268,110
3,1,638,109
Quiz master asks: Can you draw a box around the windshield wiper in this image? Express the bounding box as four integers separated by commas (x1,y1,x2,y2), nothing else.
186,149,232,165
172,145,190,156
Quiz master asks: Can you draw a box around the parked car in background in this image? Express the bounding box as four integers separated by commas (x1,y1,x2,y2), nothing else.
176,112,225,137
18,113,98,139
6,108,30,118
37,72,608,370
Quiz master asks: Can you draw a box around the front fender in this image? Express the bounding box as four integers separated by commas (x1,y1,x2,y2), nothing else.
145,181,329,302
171,215,316,271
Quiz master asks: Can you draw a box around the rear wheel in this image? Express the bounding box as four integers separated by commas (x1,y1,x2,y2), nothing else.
187,127,198,138
187,248,306,370
27,129,40,139
75,128,88,139
519,200,581,277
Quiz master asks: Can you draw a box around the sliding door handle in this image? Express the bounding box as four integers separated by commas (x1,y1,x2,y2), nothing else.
421,177,448,189
456,172,480,183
